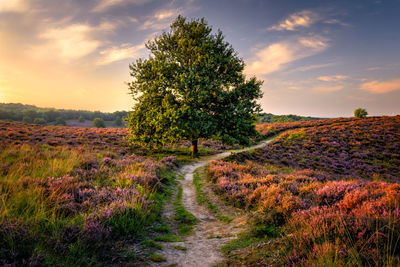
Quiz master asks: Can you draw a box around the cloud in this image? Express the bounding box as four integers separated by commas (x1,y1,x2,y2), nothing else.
324,19,350,27
97,43,145,65
313,85,344,92
33,24,101,61
245,35,329,76
92,0,151,12
139,8,182,31
284,62,337,74
317,75,348,82
269,10,317,31
0,0,28,12
360,79,400,94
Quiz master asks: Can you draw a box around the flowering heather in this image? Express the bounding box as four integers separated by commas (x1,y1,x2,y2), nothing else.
255,117,356,137
209,116,400,265
0,121,230,154
0,122,179,265
255,116,400,182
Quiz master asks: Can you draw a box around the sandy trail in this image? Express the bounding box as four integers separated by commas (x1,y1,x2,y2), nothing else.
151,137,277,267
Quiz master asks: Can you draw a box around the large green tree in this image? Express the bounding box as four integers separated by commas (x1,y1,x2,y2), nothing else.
127,16,263,157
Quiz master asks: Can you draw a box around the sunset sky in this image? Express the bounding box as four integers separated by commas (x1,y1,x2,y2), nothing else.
0,0,399,117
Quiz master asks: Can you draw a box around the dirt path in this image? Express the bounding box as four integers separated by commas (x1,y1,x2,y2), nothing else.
151,137,278,267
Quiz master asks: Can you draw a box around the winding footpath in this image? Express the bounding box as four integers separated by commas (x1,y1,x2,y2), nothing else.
151,136,279,267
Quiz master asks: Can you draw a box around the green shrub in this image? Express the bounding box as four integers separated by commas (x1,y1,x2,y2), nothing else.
92,118,105,128
354,108,368,118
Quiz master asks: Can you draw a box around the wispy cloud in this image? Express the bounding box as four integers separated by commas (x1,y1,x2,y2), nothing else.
139,8,183,31
245,35,329,76
92,0,151,12
317,75,348,82
97,43,145,65
34,24,101,61
269,10,317,31
360,79,400,94
0,0,28,13
313,85,344,92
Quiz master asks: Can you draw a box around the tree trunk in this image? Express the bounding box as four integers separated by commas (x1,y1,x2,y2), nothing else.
191,139,198,158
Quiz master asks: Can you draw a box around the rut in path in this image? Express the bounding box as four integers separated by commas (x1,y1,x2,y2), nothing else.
151,137,278,267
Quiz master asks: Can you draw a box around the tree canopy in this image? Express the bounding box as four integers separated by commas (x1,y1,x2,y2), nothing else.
354,108,368,118
127,16,263,156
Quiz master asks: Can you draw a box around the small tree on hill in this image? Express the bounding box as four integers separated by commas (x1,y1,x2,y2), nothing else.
78,116,85,123
354,108,368,118
126,16,263,157
92,117,106,128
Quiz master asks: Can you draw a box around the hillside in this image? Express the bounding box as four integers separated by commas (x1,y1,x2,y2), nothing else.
207,116,400,266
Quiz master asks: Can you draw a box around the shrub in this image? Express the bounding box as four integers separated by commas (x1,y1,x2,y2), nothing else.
55,117,66,126
92,118,105,128
33,118,46,125
78,116,85,123
354,108,368,118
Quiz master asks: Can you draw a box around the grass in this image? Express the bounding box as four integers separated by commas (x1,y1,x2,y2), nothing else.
193,171,205,205
221,233,262,253
0,140,182,265
173,186,197,235
154,234,182,242
144,240,163,250
193,168,234,223
149,253,167,262
173,245,187,251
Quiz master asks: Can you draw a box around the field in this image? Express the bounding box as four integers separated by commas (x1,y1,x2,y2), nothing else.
207,116,400,266
0,121,226,265
1,116,399,266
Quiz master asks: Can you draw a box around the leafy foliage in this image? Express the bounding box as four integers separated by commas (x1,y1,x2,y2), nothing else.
258,112,322,123
92,117,105,128
0,103,128,126
354,107,368,118
126,16,263,155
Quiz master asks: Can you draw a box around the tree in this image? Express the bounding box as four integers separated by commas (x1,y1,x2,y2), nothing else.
78,116,85,123
114,116,123,127
127,16,263,157
92,117,106,128
33,118,47,125
55,117,66,126
354,108,368,118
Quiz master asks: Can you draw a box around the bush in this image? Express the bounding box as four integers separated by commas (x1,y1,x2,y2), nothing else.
354,108,368,118
78,116,85,123
33,118,46,125
55,117,66,126
92,118,105,128
22,116,33,123
114,116,123,126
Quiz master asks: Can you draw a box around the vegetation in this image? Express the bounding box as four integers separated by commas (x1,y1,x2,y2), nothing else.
207,116,400,266
126,16,263,157
0,103,127,127
258,112,322,123
92,117,106,128
0,121,181,265
354,107,368,118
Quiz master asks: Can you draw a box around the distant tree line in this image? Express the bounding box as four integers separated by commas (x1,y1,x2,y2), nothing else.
0,103,127,127
257,113,322,123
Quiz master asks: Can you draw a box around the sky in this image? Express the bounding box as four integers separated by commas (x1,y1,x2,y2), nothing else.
0,0,399,117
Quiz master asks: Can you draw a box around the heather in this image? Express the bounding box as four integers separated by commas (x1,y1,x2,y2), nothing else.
208,116,400,265
0,122,186,265
0,121,229,155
